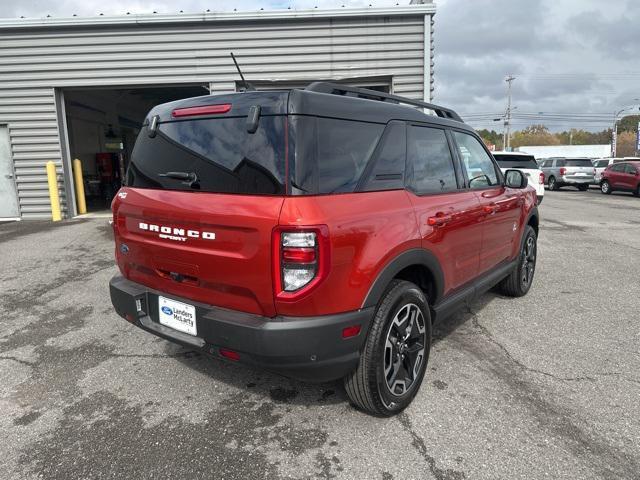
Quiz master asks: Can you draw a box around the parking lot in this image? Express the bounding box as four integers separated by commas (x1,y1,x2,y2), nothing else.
1,188,639,480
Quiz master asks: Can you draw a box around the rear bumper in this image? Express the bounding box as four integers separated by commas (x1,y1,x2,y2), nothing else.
559,176,593,185
109,275,373,382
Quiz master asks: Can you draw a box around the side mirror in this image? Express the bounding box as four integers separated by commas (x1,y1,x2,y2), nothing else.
505,169,527,189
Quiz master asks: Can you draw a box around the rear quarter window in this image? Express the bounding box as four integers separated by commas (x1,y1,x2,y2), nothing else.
292,117,384,194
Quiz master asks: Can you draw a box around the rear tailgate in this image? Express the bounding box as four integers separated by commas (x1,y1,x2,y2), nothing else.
113,91,289,317
564,159,594,179
113,188,283,317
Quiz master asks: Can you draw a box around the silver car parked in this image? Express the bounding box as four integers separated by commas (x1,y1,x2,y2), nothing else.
540,157,595,191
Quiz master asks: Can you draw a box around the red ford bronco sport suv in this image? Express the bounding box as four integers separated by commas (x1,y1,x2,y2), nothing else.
110,83,539,416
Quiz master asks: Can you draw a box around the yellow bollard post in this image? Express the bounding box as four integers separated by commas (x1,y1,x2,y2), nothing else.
46,161,62,222
72,158,87,215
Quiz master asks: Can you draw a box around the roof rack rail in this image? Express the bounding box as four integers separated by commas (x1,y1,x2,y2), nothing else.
305,82,463,123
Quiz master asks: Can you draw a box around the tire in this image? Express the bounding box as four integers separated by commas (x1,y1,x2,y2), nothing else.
344,280,431,416
601,180,612,195
497,225,537,297
578,185,588,191
548,176,559,191
634,184,640,197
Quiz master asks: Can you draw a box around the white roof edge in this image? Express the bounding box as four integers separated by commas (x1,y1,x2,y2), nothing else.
0,5,436,29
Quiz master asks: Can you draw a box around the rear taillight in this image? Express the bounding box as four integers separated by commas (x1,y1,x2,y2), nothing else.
539,172,545,184
559,167,567,176
273,226,330,300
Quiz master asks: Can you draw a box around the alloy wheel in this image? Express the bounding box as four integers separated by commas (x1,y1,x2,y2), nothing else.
521,235,536,288
384,303,427,396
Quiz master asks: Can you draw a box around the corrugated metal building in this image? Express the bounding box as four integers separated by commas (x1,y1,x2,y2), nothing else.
0,4,436,219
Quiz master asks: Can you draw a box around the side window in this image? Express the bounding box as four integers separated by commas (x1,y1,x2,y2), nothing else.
359,121,406,192
293,117,384,194
407,126,457,194
611,164,624,172
556,159,566,167
451,131,499,189
625,164,637,175
542,160,552,168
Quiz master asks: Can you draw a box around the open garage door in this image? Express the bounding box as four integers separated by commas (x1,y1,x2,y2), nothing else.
62,85,209,214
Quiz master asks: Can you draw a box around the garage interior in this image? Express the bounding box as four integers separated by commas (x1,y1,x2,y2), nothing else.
63,85,209,212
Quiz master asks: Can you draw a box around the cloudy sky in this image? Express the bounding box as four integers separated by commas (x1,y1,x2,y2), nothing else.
1,0,638,132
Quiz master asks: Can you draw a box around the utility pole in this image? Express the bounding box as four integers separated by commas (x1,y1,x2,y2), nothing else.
503,75,516,150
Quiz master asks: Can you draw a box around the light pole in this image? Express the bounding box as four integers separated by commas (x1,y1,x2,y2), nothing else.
503,75,516,150
613,99,640,157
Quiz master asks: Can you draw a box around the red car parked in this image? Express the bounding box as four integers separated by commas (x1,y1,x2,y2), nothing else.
110,83,539,415
600,161,640,196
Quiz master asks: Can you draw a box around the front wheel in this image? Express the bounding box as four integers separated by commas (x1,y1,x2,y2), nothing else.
344,280,431,416
601,180,612,194
497,225,537,297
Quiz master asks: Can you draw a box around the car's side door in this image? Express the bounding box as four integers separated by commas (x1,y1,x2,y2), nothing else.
608,163,625,189
404,124,485,294
623,164,639,190
450,130,524,274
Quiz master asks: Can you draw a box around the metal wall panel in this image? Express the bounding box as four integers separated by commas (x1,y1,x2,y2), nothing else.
0,8,434,219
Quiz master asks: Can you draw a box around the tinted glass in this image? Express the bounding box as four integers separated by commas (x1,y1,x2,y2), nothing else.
127,116,286,194
594,160,609,168
565,159,593,167
452,131,499,188
494,154,538,169
542,160,552,168
611,163,624,172
360,121,406,192
292,116,384,194
407,126,457,194
556,159,566,167
624,164,638,174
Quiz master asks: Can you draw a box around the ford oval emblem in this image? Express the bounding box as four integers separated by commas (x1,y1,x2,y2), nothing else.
161,306,173,316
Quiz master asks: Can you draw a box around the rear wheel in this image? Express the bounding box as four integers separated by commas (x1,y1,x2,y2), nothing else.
601,180,612,194
578,185,588,191
497,225,537,297
344,280,431,416
548,176,558,191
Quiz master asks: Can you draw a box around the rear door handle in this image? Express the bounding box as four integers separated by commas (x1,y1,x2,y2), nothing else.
427,213,452,226
483,204,496,214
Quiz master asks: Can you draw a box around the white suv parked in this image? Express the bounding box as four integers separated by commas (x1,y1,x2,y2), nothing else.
493,152,545,204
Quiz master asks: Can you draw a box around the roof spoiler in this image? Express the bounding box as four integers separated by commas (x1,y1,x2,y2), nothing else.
305,82,463,123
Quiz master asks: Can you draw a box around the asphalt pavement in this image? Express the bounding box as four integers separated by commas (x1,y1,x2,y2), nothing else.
1,188,639,480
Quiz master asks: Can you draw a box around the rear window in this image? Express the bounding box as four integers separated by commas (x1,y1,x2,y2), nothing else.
292,117,384,194
493,154,538,170
564,159,593,167
594,160,609,168
126,116,286,195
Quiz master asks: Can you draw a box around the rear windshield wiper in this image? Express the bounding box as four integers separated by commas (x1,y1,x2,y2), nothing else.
158,171,200,189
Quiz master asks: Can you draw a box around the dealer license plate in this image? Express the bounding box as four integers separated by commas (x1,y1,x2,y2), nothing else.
158,296,197,336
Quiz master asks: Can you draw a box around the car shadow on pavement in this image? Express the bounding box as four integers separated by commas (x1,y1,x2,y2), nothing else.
166,290,500,409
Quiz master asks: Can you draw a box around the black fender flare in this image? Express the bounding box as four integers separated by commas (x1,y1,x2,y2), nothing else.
361,248,444,309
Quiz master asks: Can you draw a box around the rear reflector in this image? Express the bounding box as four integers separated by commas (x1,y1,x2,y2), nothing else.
219,348,240,361
282,247,316,263
172,103,232,118
342,325,361,339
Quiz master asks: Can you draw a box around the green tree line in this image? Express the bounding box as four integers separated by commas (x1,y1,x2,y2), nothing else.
478,115,639,156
